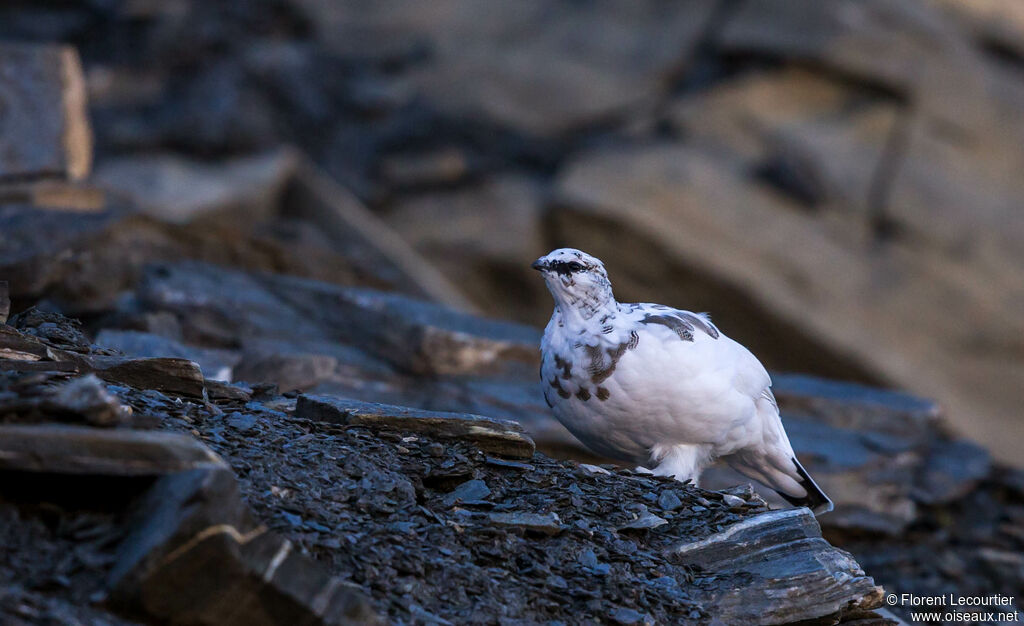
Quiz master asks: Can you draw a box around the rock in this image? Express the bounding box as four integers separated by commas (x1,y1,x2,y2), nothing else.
296,0,718,136
442,479,491,508
0,324,56,361
671,509,884,624
0,280,9,323
233,351,337,392
225,412,258,433
580,464,612,476
577,548,599,569
617,509,668,532
0,204,357,315
666,67,899,216
719,494,745,510
486,511,562,536
657,491,683,512
77,355,205,399
608,606,654,626
284,160,476,311
0,163,473,316
0,179,106,211
0,43,91,181
8,307,94,353
295,395,535,459
109,469,379,626
203,379,253,402
378,146,471,188
0,424,225,476
668,67,858,163
95,329,238,382
0,319,206,398
549,139,1024,465
925,0,1024,61
94,150,296,225
383,174,549,323
771,374,940,438
914,439,992,506
134,261,539,377
42,374,125,427
718,0,987,129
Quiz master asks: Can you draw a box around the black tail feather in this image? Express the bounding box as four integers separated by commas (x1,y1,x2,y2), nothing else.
777,457,833,515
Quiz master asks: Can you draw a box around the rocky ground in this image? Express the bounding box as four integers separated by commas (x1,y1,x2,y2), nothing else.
3,0,1024,624
2,276,1022,626
1,312,887,625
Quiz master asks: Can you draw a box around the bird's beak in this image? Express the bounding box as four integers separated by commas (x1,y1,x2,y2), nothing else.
531,258,546,271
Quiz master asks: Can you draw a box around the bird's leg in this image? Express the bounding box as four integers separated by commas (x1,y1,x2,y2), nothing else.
649,444,712,485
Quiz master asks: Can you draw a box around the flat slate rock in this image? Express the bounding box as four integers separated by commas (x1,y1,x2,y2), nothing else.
110,468,379,626
295,394,535,459
95,329,239,383
486,511,562,536
75,355,205,399
0,322,205,398
0,424,225,476
671,508,885,625
771,373,940,438
134,260,540,378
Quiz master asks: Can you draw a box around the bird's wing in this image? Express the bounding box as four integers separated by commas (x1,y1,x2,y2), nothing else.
626,302,772,398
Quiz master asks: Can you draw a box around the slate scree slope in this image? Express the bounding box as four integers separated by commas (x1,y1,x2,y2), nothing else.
534,248,832,514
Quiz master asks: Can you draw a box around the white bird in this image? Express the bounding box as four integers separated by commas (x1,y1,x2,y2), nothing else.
533,248,832,514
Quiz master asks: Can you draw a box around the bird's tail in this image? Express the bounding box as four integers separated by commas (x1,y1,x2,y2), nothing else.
775,456,833,515
728,451,834,515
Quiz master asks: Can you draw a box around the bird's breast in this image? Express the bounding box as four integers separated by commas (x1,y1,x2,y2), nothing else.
540,323,759,458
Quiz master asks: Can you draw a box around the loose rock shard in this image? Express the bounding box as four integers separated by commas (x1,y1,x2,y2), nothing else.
442,479,491,508
486,512,562,536
42,374,126,427
0,322,206,398
296,395,536,459
75,356,205,399
95,329,239,382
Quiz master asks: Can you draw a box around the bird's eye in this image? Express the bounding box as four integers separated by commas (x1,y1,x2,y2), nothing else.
566,262,584,272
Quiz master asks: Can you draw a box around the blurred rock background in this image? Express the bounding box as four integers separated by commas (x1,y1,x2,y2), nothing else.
2,0,1023,461
5,2,1024,622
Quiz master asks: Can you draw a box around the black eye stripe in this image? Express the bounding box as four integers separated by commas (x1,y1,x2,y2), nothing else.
551,261,586,275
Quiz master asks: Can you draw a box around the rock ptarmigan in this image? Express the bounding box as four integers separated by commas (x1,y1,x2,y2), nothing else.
533,248,832,514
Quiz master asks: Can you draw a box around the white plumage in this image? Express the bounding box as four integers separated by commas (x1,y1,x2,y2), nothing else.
533,248,832,514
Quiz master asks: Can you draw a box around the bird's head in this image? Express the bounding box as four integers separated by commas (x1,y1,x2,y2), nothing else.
532,248,615,317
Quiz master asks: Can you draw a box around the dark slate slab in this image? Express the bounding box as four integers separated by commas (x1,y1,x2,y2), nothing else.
110,468,380,626
772,373,940,439
295,394,535,459
134,260,540,378
670,508,885,624
0,424,225,476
